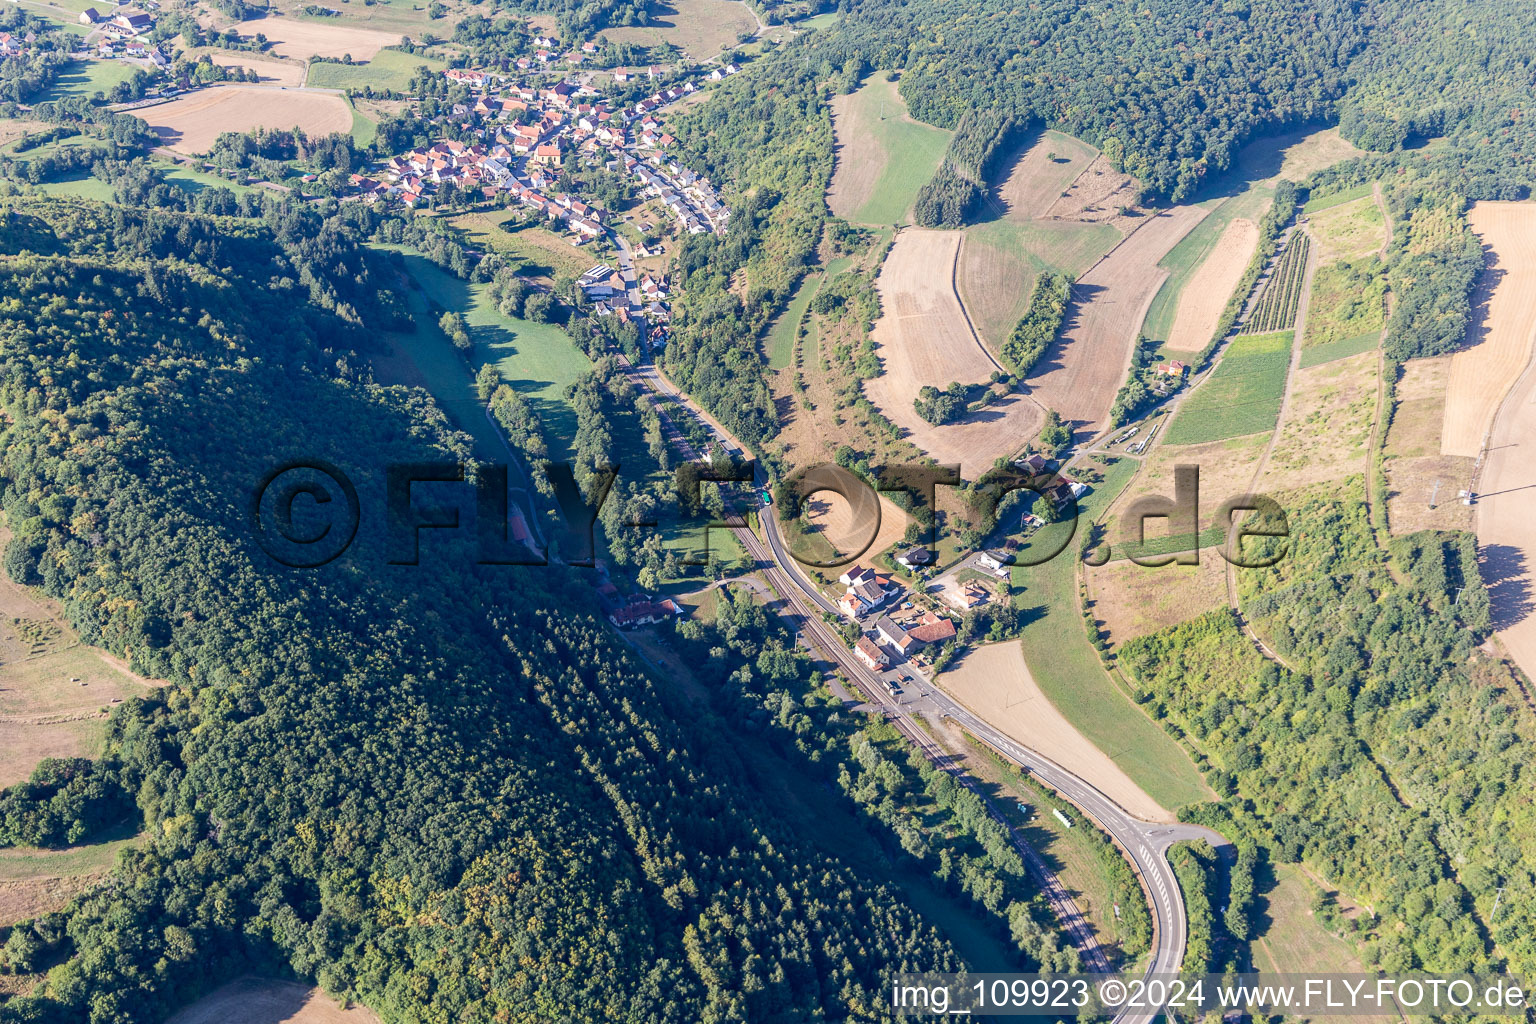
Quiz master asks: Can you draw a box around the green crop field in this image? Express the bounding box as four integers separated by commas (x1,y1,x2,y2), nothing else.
832,76,951,225
765,272,821,370
1010,455,1211,811
1142,187,1273,342
1297,331,1379,369
1302,181,1374,214
348,101,378,147
306,49,445,92
1165,330,1294,444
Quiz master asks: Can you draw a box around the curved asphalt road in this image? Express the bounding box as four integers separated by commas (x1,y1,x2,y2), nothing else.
622,359,1228,1022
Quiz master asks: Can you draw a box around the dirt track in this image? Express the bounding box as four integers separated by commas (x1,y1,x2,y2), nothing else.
863,229,1043,474
937,641,1170,822
1469,204,1536,684
1027,204,1211,431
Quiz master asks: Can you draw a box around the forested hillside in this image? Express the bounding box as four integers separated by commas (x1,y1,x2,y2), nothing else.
824,0,1536,204
0,197,1058,1021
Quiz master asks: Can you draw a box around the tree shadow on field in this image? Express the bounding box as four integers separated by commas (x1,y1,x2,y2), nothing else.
1480,542,1533,631
1021,281,1103,381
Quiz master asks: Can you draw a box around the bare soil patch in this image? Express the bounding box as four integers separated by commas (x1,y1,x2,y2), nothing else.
800,490,910,565
1442,202,1536,457
1165,217,1259,352
1383,356,1475,535
937,641,1170,822
165,977,379,1024
145,86,353,154
1027,204,1211,431
864,229,1044,474
238,15,400,60
1258,350,1377,492
1044,155,1147,234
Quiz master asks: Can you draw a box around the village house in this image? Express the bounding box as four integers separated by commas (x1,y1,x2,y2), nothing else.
896,547,932,570
854,636,888,671
875,616,918,657
79,7,100,23
609,595,683,629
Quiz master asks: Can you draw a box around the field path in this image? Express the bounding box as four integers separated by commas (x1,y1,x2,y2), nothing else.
1471,205,1536,684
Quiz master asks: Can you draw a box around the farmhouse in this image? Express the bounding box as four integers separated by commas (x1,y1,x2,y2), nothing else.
109,10,152,34
907,611,957,646
977,549,1013,571
875,616,918,656
896,547,932,570
79,7,100,23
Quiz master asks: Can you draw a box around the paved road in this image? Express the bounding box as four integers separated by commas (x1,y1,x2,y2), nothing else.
619,357,1230,1021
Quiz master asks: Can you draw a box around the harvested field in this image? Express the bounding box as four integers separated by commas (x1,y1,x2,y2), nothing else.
1383,357,1474,535
1442,202,1536,457
937,641,1171,823
1306,195,1387,263
598,0,757,57
826,76,950,225
1027,204,1211,431
956,218,1119,354
146,87,353,154
1233,126,1364,187
987,129,1098,222
798,491,910,566
238,15,400,60
0,832,137,925
863,229,1042,474
1164,217,1259,352
1258,349,1377,492
188,48,305,87
1044,155,1147,233
1086,553,1231,648
1470,206,1536,683
165,977,379,1024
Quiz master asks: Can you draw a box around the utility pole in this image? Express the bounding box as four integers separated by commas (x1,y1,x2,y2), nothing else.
1491,887,1507,923
1428,478,1440,508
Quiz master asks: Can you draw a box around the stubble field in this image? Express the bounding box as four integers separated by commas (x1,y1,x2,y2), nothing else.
146,87,353,154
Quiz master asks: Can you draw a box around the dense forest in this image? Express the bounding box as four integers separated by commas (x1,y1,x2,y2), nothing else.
1121,484,1535,976
821,0,1536,209
0,196,1066,1021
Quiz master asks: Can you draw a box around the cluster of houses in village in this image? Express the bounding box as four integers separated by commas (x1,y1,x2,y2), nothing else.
358,63,731,242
